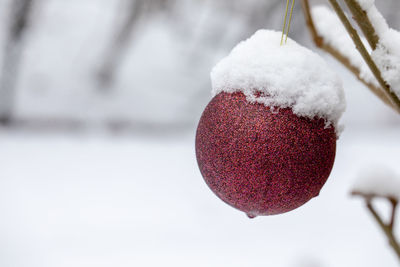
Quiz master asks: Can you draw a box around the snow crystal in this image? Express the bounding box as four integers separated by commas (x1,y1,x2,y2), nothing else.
211,30,346,133
352,164,400,199
356,0,400,98
311,6,378,88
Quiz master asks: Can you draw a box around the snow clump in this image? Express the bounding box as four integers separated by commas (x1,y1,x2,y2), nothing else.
356,0,400,98
211,30,346,134
353,164,400,199
312,6,378,87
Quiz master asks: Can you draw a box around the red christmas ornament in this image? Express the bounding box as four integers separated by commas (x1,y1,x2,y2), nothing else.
195,92,337,217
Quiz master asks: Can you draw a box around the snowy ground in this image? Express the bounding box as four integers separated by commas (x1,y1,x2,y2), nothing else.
0,125,399,267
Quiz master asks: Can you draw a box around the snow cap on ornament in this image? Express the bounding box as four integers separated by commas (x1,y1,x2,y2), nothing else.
196,30,346,218
212,29,346,132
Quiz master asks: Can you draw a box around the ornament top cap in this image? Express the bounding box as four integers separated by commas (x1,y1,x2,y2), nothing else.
211,29,346,135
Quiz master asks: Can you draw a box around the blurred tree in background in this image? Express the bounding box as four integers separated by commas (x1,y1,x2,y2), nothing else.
0,0,398,132
0,0,34,123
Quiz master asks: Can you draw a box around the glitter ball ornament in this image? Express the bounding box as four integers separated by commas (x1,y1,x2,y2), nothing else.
196,92,336,217
195,30,346,217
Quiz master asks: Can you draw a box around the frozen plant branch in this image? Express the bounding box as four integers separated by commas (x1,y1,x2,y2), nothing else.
327,0,400,111
339,0,400,110
301,0,400,113
352,166,400,261
305,0,400,260
343,0,379,50
390,198,398,229
301,0,395,110
352,191,400,260
366,200,400,260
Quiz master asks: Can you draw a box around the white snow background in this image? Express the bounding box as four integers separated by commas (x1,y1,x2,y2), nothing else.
0,0,400,266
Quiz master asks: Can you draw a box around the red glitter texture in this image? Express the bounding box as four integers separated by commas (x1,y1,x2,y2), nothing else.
195,92,337,217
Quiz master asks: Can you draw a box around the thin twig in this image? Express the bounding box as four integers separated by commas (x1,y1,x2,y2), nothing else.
300,0,397,111
327,0,400,112
352,191,400,260
343,0,379,50
389,198,398,230
301,0,323,46
366,201,400,260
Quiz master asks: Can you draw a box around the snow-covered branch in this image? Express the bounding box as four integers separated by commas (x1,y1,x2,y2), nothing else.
354,0,400,105
301,0,400,113
352,165,400,260
302,3,391,105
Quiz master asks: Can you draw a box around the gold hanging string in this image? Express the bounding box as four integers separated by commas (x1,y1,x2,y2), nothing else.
280,0,296,45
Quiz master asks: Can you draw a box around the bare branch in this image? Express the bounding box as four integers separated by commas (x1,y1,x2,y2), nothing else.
352,191,397,200
0,0,34,122
97,0,145,89
389,199,398,230
352,190,400,260
366,201,400,260
343,0,379,50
